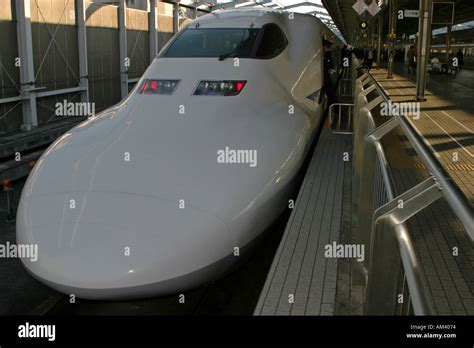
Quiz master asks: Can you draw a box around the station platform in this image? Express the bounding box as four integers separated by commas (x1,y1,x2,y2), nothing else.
368,68,474,315
254,128,361,315
255,64,474,316
371,67,474,202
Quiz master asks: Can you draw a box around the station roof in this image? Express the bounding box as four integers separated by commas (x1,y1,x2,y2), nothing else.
182,0,346,41
322,0,474,44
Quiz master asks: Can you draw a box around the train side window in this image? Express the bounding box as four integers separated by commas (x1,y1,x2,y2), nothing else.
255,24,287,59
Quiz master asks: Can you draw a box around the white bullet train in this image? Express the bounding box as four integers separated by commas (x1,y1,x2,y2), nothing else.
17,9,327,299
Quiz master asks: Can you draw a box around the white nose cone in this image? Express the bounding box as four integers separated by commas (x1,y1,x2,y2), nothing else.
17,191,230,299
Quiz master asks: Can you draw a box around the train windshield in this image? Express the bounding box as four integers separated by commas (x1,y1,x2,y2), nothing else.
162,28,259,58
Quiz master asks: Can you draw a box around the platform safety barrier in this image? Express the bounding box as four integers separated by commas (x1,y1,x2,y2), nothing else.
328,103,353,134
349,59,474,315
329,62,358,134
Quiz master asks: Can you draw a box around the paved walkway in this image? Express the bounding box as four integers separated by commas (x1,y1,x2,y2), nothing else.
371,69,474,203
371,69,474,315
254,129,354,315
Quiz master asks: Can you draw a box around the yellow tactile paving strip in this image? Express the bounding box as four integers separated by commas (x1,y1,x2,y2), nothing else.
372,70,474,203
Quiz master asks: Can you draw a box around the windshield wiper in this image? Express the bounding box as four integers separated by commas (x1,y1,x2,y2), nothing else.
218,36,251,61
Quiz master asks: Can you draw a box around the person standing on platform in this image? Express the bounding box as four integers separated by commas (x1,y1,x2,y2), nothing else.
321,38,336,107
408,45,416,74
365,46,374,72
456,49,464,70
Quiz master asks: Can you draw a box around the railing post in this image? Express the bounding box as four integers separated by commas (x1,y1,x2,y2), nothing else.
355,117,399,271
366,177,441,315
352,92,383,212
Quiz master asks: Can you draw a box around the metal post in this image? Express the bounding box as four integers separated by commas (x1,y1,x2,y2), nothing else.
173,1,180,34
377,15,383,70
149,0,158,62
445,24,452,63
352,90,382,208
365,177,440,315
16,0,38,130
119,0,128,99
76,0,89,103
387,0,397,79
415,0,432,101
353,99,398,269
356,117,399,270
365,72,474,240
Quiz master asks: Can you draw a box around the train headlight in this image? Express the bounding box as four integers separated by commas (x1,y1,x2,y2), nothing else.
139,79,180,95
193,80,246,96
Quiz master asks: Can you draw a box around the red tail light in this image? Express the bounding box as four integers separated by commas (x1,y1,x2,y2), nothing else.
193,80,247,96
139,79,180,95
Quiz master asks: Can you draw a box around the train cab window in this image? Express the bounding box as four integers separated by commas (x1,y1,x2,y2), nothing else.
255,24,287,58
162,28,259,58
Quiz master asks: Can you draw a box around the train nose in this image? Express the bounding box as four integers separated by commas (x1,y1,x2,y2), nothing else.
16,191,231,299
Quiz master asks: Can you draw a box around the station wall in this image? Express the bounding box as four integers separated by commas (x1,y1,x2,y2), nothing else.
0,0,186,134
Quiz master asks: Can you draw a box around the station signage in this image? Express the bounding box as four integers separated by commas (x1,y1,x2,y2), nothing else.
404,10,419,18
353,0,382,16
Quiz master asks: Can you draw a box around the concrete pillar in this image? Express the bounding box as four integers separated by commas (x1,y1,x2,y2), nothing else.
173,2,179,34
377,15,383,70
149,0,158,61
193,7,198,19
119,0,128,98
16,0,37,129
445,24,452,63
76,0,89,103
415,0,432,101
387,0,397,79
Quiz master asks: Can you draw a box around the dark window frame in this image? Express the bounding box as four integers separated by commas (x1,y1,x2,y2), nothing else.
252,23,288,59
159,23,288,60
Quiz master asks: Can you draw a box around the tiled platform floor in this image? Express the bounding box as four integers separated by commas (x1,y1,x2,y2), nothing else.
254,129,355,315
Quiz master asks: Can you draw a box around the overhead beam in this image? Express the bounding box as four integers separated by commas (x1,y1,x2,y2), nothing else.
211,0,269,10
192,0,217,7
237,0,272,8
282,2,326,11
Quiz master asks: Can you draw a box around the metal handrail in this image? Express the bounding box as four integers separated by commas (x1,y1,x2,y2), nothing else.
353,77,436,315
352,60,474,314
367,116,396,201
365,73,474,241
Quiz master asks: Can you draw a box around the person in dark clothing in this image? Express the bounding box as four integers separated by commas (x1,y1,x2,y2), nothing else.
407,45,416,74
365,46,374,71
341,44,352,73
456,49,464,69
321,38,336,107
